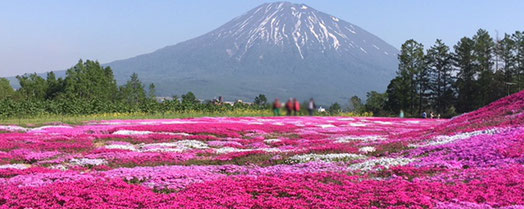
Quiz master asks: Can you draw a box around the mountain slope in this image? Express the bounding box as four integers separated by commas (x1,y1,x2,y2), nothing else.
107,1,398,103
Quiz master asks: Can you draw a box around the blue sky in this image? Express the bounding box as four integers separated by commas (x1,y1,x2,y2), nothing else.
1,0,523,77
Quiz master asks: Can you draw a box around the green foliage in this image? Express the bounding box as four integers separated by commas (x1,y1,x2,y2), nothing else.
384,29,524,118
148,83,156,99
364,91,387,116
348,95,364,113
16,73,48,100
328,103,341,114
64,60,119,101
0,78,16,100
253,94,268,106
119,73,147,105
426,39,454,114
181,92,199,106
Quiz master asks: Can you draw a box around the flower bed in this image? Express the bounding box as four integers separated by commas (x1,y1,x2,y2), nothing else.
0,91,523,208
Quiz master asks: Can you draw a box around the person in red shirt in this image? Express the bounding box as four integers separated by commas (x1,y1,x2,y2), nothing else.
285,98,293,116
293,98,300,116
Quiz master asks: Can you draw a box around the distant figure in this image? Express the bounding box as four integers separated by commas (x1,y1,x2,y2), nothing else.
293,98,301,116
422,111,427,119
273,98,282,116
437,114,441,119
308,98,316,116
400,109,405,118
285,98,293,116
430,112,434,119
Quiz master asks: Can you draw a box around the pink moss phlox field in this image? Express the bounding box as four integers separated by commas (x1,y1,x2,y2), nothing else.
1,91,523,208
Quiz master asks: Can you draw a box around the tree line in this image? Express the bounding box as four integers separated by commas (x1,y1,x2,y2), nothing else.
0,60,262,118
351,29,524,117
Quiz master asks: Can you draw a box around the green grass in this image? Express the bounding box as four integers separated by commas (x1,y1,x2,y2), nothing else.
0,111,274,126
0,110,372,126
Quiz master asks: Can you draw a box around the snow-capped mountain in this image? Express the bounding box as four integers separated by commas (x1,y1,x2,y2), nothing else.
107,1,399,104
212,2,396,60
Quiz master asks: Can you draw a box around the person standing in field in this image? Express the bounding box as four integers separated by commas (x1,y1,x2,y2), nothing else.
422,111,427,119
273,98,282,116
308,98,316,116
285,98,293,116
293,98,301,116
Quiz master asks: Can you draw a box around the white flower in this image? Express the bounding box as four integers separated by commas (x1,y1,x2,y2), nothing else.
70,158,107,166
104,144,137,151
359,146,376,154
317,124,336,128
141,140,209,152
349,157,415,171
288,153,366,163
0,164,29,170
409,128,500,147
264,139,281,144
113,130,154,135
335,135,385,143
349,123,367,127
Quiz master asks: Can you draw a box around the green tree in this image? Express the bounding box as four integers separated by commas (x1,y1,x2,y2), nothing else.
64,59,118,101
472,29,495,106
182,92,199,105
426,39,455,114
119,73,147,105
385,77,406,114
390,40,426,115
454,37,477,113
513,31,524,91
364,91,388,116
0,78,16,99
45,72,65,100
328,103,341,114
16,73,48,100
148,83,156,99
253,94,268,106
348,95,364,113
495,33,518,96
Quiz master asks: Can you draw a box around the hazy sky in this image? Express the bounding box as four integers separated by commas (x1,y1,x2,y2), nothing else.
1,0,523,77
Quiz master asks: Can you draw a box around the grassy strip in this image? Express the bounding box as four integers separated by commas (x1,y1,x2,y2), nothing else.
0,110,372,126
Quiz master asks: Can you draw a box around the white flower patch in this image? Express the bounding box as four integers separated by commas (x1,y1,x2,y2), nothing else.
359,146,376,154
104,144,137,151
409,128,500,148
140,140,209,152
214,147,283,154
113,130,154,135
288,153,366,163
374,121,392,125
70,158,107,166
264,139,281,144
272,122,285,126
215,147,253,154
261,148,283,152
335,135,386,143
349,157,415,171
0,164,30,170
247,122,264,125
317,124,336,129
0,125,28,132
349,123,367,127
49,164,68,171
29,125,73,132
